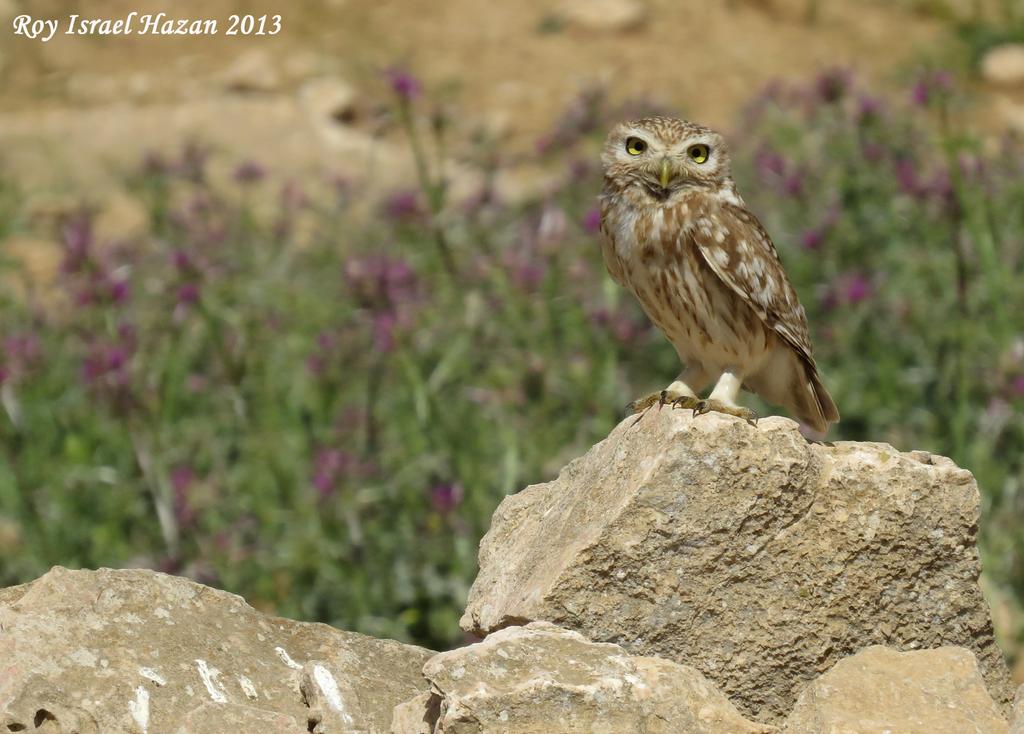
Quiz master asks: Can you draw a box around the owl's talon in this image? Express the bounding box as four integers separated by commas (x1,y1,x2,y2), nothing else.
626,392,663,415
627,389,697,418
692,399,758,426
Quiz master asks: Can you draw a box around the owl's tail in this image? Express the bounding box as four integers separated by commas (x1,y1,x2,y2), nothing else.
747,347,840,434
799,366,840,434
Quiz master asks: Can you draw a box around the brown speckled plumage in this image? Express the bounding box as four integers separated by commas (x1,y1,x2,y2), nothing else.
599,116,839,432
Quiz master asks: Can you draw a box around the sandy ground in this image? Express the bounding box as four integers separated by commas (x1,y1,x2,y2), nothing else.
0,0,949,195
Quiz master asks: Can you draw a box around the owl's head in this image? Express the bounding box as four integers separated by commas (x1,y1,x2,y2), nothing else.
601,117,732,200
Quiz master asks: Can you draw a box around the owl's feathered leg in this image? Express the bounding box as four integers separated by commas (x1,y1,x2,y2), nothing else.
694,370,758,425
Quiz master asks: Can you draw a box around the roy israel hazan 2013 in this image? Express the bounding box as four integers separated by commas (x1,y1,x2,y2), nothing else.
12,12,281,42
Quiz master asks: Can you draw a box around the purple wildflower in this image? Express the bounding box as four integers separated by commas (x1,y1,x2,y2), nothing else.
382,189,423,221
782,171,805,198
307,331,337,376
815,68,851,104
894,159,922,197
82,342,132,388
910,70,953,107
856,95,883,124
109,278,130,304
754,146,787,180
344,256,419,352
177,283,200,306
1011,375,1024,397
118,322,137,346
345,255,418,310
801,229,826,251
821,272,872,310
844,273,872,304
583,206,602,234
801,203,841,251
2,333,42,382
312,449,351,499
316,331,335,352
929,167,956,208
511,261,546,291
4,334,40,364
430,482,464,514
910,80,929,106
233,160,266,184
372,312,398,352
306,354,326,376
387,67,422,101
172,250,193,272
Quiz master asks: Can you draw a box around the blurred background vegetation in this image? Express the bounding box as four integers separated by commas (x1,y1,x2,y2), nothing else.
0,0,1021,679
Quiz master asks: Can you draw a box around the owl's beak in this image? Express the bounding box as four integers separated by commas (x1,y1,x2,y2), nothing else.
659,159,672,189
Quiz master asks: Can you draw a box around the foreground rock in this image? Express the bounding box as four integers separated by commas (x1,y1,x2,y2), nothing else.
782,645,1008,733
460,409,1014,722
0,567,432,733
1013,684,1024,734
396,621,774,734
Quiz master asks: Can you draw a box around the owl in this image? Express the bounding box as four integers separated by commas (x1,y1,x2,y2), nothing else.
599,116,839,433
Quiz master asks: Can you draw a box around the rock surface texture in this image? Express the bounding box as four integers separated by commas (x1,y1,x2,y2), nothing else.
1013,684,1024,734
0,567,433,733
460,409,1014,723
781,645,1009,734
397,621,775,734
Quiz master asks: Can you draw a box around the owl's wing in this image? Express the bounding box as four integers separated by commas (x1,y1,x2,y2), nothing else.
598,212,627,286
689,202,815,362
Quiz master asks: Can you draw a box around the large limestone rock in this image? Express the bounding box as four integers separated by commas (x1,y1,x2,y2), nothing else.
782,645,1009,733
0,567,433,733
460,409,1014,723
396,621,775,733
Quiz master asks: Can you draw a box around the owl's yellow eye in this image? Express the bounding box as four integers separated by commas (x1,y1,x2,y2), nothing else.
688,144,710,164
625,137,648,155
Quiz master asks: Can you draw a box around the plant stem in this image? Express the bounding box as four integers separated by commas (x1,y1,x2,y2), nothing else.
397,101,458,278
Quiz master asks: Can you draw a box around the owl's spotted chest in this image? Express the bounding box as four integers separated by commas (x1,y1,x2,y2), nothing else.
605,197,770,370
